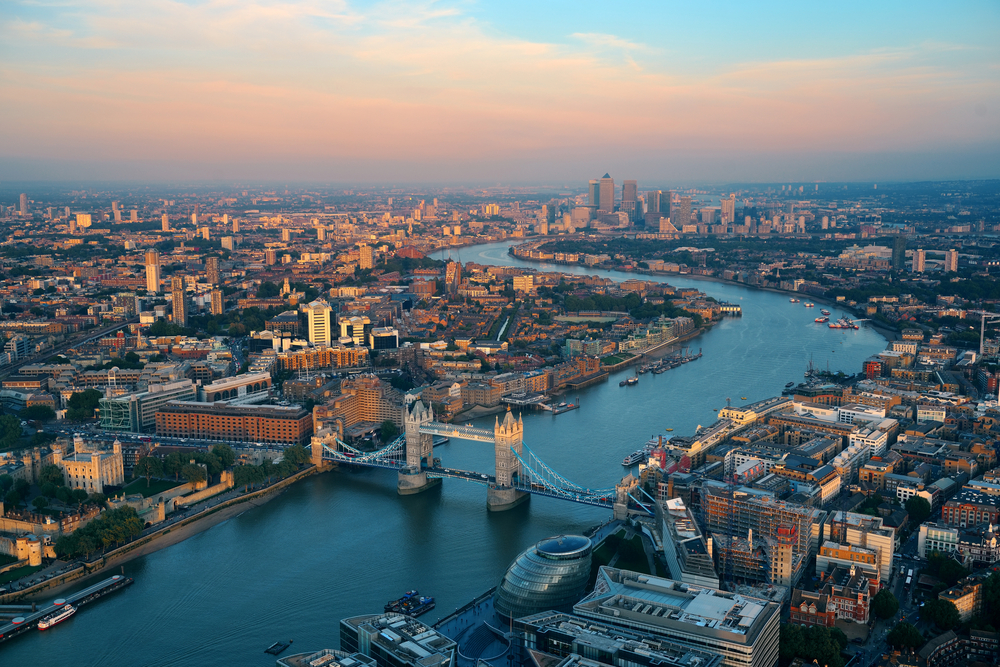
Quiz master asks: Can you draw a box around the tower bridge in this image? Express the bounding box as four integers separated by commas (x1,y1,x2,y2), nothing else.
311,400,651,515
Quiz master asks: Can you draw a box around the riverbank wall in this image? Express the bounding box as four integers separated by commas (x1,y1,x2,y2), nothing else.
3,465,321,603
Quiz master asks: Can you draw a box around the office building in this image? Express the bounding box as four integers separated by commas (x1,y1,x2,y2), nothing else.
721,194,736,224
171,275,187,327
913,248,926,272
891,235,907,271
339,315,372,346
205,257,220,285
19,193,27,216
647,190,661,215
661,498,719,588
210,289,224,316
621,180,638,222
676,197,692,227
588,180,600,209
155,401,312,445
340,613,456,667
232,217,239,233
369,327,399,350
314,375,404,431
359,245,374,269
317,225,326,241
222,236,234,251
99,380,198,433
512,611,723,667
76,213,92,228
826,512,895,579
307,300,334,345
130,209,138,222
573,567,780,667
599,174,615,213
265,249,277,265
944,249,959,273
918,522,960,559
281,228,291,242
495,535,593,620
161,214,170,231
145,250,161,294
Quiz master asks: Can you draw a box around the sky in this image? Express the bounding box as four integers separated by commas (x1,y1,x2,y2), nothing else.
1,0,999,184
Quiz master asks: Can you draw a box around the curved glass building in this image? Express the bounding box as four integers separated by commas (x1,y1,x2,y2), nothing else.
494,535,593,620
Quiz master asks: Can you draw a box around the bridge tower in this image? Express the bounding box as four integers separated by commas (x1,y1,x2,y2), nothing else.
397,400,441,495
487,408,529,511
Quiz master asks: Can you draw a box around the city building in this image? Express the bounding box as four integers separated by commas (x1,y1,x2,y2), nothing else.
512,611,723,667
495,535,593,620
598,174,615,214
340,613,456,667
99,380,198,433
944,249,959,272
369,327,399,350
210,289,224,316
171,275,187,327
942,489,1000,528
205,257,220,284
145,250,161,294
913,248,926,272
339,315,372,346
661,498,719,588
359,245,374,270
307,300,334,345
155,401,313,445
314,375,404,431
573,567,780,667
198,372,271,403
826,512,895,579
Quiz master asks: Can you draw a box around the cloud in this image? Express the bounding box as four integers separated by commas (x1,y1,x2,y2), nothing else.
0,0,997,181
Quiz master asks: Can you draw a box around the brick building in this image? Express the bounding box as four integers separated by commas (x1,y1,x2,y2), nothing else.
155,401,313,445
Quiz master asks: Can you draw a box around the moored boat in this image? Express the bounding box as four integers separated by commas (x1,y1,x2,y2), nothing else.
38,604,76,631
815,316,829,323
385,591,435,617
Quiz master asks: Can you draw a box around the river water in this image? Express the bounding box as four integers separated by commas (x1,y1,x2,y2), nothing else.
8,241,886,666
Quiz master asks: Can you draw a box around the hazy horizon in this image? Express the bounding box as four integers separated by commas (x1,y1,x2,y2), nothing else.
3,1,998,183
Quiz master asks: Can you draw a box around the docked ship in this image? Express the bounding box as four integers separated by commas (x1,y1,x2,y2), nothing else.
619,376,638,387
814,316,829,323
37,604,76,631
829,317,859,330
384,591,435,617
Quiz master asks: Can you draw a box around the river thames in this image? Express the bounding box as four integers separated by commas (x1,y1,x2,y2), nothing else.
6,241,887,666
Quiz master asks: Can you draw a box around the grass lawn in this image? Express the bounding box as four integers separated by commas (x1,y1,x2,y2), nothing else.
123,477,182,498
0,565,43,585
0,554,17,566
601,355,624,365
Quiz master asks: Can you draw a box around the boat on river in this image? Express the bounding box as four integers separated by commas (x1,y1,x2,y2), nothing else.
37,604,76,631
815,316,829,323
385,590,435,617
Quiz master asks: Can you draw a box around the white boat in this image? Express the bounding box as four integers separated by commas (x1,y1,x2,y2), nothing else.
38,604,76,630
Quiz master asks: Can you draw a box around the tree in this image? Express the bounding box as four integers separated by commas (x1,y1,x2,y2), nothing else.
39,464,64,487
66,389,103,421
4,490,20,507
906,496,932,524
32,496,49,511
20,405,56,422
380,419,399,442
134,456,163,487
872,589,900,620
164,452,185,481
181,464,206,485
887,622,924,650
0,414,22,445
922,598,961,631
211,443,235,469
0,474,12,493
282,445,310,466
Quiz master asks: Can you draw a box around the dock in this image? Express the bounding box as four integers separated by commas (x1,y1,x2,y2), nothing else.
0,574,133,643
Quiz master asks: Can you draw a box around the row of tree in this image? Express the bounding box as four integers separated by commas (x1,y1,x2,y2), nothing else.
779,624,848,667
54,506,144,559
133,444,238,487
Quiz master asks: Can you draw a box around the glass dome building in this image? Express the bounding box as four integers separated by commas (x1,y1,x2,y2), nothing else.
494,535,593,619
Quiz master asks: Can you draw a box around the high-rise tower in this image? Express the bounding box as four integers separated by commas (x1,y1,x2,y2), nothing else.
306,300,333,345
598,174,615,213
205,257,220,285
171,275,187,327
19,193,28,216
145,250,161,294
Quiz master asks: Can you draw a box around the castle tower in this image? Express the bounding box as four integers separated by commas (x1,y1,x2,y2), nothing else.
487,408,528,511
397,400,441,495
